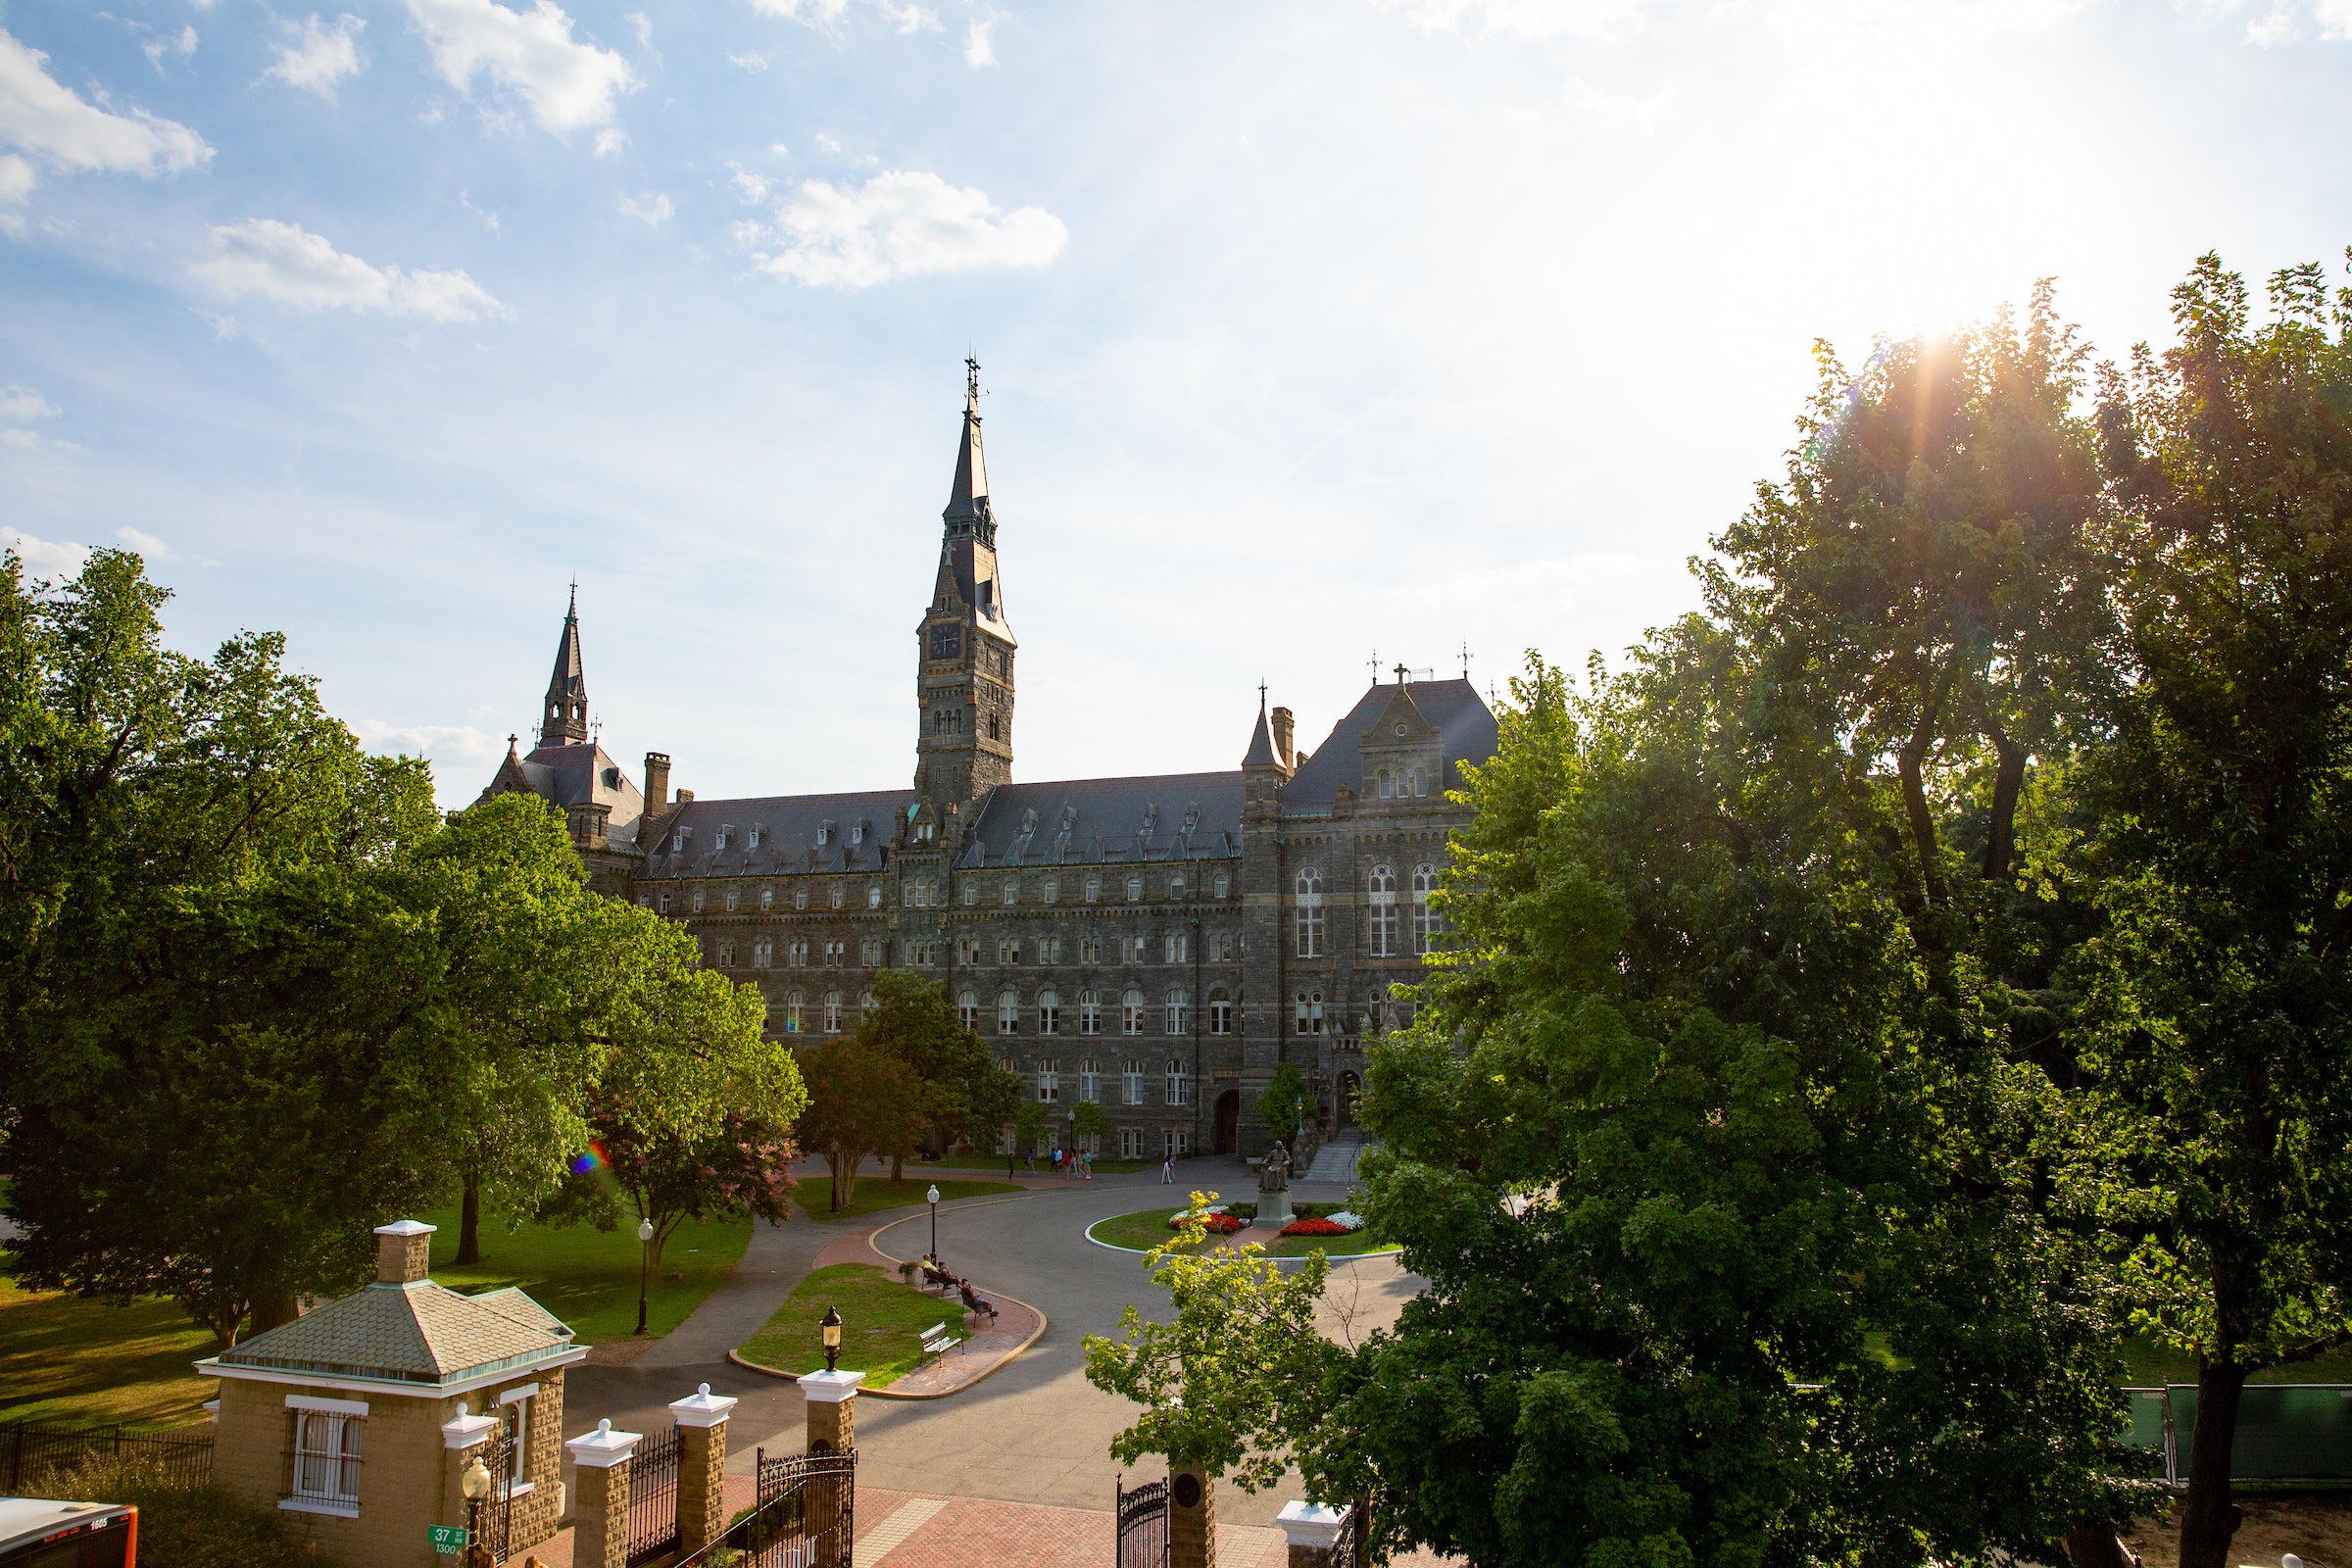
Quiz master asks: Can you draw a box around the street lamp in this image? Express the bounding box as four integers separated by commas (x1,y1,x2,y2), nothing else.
820,1305,844,1374
461,1450,493,1555
634,1215,656,1337
926,1183,941,1264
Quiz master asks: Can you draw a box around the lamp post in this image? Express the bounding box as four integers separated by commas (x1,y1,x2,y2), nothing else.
820,1305,843,1374
461,1450,493,1556
634,1215,656,1337
926,1183,941,1264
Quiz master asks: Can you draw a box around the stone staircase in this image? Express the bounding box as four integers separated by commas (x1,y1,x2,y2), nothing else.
1303,1128,1366,1185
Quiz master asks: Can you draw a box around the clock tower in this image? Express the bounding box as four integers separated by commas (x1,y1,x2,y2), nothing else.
914,358,1016,815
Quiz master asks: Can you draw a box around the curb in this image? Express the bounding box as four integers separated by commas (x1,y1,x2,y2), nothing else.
1082,1213,1400,1264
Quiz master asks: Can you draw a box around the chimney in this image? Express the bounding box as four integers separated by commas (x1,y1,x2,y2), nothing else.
643,752,671,814
375,1219,434,1286
1271,708,1296,771
567,801,612,852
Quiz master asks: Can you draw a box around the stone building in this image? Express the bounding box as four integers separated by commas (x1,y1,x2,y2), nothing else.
481,366,1496,1159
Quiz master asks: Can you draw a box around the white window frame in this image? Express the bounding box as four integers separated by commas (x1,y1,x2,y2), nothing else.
1121,987,1146,1036
1121,1058,1146,1105
1208,994,1233,1035
1367,864,1399,957
1080,990,1102,1035
999,988,1021,1035
1165,988,1189,1036
285,1396,366,1515
1165,1057,1192,1106
1295,868,1325,958
958,990,979,1032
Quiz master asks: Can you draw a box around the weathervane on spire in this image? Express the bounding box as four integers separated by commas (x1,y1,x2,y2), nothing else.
567,575,578,616
964,354,982,408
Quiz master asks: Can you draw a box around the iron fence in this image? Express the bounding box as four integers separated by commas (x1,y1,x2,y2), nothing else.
470,1430,517,1563
1114,1475,1167,1568
0,1422,215,1493
672,1447,853,1568
628,1425,683,1566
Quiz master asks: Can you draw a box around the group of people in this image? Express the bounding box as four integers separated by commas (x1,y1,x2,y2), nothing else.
919,1253,998,1323
1005,1146,1096,1179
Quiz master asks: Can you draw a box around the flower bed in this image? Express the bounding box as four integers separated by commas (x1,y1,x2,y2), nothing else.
1172,1211,1247,1235
1278,1215,1357,1238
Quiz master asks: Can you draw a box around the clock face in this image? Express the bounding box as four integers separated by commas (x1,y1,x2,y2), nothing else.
928,622,962,661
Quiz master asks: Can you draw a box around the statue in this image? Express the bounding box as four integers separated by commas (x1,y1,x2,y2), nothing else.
1260,1142,1291,1193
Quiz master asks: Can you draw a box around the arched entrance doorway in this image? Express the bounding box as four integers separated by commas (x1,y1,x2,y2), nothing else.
1212,1089,1240,1154
1336,1071,1361,1128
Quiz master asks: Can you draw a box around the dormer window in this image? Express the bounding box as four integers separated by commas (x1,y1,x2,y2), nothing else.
672,829,687,852
715,827,731,851
851,822,865,847
749,825,763,850
817,822,833,847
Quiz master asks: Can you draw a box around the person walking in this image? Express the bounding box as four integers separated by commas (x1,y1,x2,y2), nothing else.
1161,1151,1174,1184
1007,1150,1017,1180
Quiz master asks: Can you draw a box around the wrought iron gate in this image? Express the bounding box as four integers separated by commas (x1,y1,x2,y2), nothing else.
628,1425,683,1565
472,1431,517,1562
1114,1475,1167,1568
672,1446,856,1568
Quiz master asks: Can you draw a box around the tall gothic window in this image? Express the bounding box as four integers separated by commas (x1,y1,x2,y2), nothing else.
958,989,979,1032
1121,987,1146,1036
999,988,1021,1034
1037,1057,1060,1102
782,991,804,1033
823,992,843,1034
1038,989,1060,1035
1294,990,1325,1035
1295,867,1325,957
1121,1058,1146,1105
1367,863,1399,956
1165,1057,1192,1106
1411,863,1442,954
1208,989,1233,1035
1079,990,1102,1035
1079,1056,1101,1102
1165,988,1189,1036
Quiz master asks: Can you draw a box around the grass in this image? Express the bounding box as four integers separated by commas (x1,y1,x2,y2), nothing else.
1086,1206,1400,1259
736,1262,968,1389
2120,1336,2352,1386
422,1204,754,1344
0,1269,218,1429
804,1178,1020,1224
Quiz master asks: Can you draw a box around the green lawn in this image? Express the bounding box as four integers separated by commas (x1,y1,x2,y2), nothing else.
422,1205,754,1344
736,1262,968,1389
2120,1336,2352,1387
0,1270,217,1429
804,1178,1020,1224
1087,1206,1400,1259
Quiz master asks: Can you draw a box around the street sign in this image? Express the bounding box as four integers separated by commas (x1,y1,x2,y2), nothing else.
428,1524,468,1554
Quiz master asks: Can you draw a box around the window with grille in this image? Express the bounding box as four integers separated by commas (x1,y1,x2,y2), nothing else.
1079,935,1102,964
1079,1057,1100,1102
691,890,706,914
959,990,979,1032
1126,876,1143,902
1169,875,1185,901
1120,1126,1145,1159
1367,864,1399,956
783,992,805,1033
1295,868,1325,957
830,885,846,910
795,886,809,910
499,1392,531,1486
1164,931,1188,963
1084,877,1101,904
752,939,772,968
716,941,735,967
288,1406,364,1512
1214,872,1230,899
760,888,774,911
1043,879,1058,905
1003,879,1019,906
724,888,740,912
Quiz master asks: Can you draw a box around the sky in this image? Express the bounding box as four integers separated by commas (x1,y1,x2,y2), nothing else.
4,0,2350,809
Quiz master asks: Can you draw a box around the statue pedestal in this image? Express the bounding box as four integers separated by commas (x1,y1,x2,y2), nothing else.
1260,1190,1294,1227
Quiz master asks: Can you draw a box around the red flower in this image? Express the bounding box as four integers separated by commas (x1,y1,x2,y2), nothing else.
1279,1216,1351,1238
1172,1212,1246,1234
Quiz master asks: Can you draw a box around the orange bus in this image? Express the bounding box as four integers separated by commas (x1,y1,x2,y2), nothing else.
0,1499,135,1567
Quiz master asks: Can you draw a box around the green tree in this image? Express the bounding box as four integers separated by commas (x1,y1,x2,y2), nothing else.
2064,251,2352,1568
857,969,1017,1172
1069,1099,1108,1154
595,1104,798,1271
1012,1100,1049,1160
1252,1061,1309,1146
794,1036,922,1210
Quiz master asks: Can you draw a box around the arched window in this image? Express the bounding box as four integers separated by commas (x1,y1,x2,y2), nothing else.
1164,930,1188,964
1079,990,1102,1035
794,885,808,910
1165,1057,1192,1106
1165,988,1189,1036
1121,1057,1146,1105
822,992,843,1034
1043,878,1058,905
1367,863,1399,956
1208,988,1233,1035
1411,863,1441,954
958,989,979,1032
860,991,878,1022
760,888,774,911
1379,769,1393,799
867,885,883,909
999,988,1021,1035
962,880,979,906
1126,876,1144,903
753,938,773,968
1121,987,1146,1036
1294,990,1325,1035
1213,872,1230,899
724,888,740,912
1038,989,1060,1035
690,890,706,914
1037,1056,1060,1102
1003,878,1019,906
1169,874,1185,901
1084,877,1102,904
782,991,805,1033
829,884,845,910
1414,767,1429,797
1294,867,1325,957
1079,1056,1101,1102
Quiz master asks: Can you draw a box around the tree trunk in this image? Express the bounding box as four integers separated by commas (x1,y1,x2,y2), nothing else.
457,1173,483,1265
2067,1520,2133,1568
247,1291,303,1338
2178,1354,2248,1568
1982,722,2027,883
891,1152,904,1183
1897,681,1947,907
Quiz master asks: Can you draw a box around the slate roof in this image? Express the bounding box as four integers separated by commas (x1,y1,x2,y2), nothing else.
1283,679,1499,812
636,788,916,879
1242,701,1280,768
207,1280,576,1390
959,771,1245,867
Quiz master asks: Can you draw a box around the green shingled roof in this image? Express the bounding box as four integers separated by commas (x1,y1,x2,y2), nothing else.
211,1281,576,1388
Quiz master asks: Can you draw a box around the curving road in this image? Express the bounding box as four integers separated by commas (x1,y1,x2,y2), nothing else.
564,1153,1418,1530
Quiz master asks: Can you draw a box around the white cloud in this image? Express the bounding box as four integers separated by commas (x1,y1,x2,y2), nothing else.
192,219,512,322
1557,75,1675,131
747,170,1066,289
594,125,627,156
266,14,367,97
5,530,91,577
115,524,218,566
728,51,771,70
624,11,654,46
401,0,637,135
964,17,996,66
1366,0,1653,36
0,384,58,421
814,131,843,154
871,0,940,31
743,0,850,24
618,190,672,225
2241,0,2352,39
143,25,200,72
0,27,212,201
353,718,508,771
460,188,500,230
728,164,770,202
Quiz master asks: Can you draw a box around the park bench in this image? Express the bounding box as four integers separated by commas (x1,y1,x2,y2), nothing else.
958,1281,999,1325
920,1260,956,1293
918,1322,960,1360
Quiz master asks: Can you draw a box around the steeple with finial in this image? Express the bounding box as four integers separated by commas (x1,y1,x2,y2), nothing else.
915,358,1016,812
538,579,590,750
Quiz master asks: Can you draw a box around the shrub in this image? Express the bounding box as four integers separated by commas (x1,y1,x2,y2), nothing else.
35,1454,322,1568
1279,1215,1352,1238
1172,1212,1246,1235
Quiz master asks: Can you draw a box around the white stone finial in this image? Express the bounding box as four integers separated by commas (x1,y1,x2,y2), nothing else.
699,1383,710,1396
599,1418,612,1434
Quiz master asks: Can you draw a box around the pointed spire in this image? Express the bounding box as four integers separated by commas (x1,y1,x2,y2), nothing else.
1243,686,1280,768
943,356,994,544
538,585,589,750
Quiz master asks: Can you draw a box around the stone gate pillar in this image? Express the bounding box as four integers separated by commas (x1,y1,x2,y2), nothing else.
564,1419,642,1568
1170,1462,1215,1568
1276,1500,1351,1567
800,1369,863,1453
669,1383,738,1555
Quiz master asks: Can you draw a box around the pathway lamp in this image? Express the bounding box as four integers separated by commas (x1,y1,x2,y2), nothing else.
461,1450,493,1551
634,1215,656,1337
926,1183,941,1263
820,1305,844,1374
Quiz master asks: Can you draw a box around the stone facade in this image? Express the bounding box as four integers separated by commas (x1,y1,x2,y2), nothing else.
482,369,1495,1158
